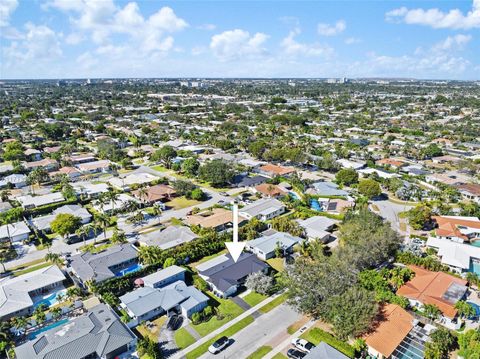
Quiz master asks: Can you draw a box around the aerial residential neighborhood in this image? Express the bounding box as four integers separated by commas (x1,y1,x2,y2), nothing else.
1,1,480,359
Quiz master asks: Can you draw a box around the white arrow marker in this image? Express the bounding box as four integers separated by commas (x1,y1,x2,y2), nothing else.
225,201,245,263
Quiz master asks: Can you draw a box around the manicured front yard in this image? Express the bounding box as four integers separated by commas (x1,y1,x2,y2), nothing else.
190,293,244,337
165,196,202,210
174,327,196,349
272,353,288,359
258,293,288,314
246,346,272,359
300,327,355,358
186,315,254,359
12,261,52,277
136,316,167,343
243,291,268,307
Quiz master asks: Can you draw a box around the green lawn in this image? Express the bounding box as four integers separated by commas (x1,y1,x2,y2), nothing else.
174,327,196,349
186,316,254,359
246,346,272,359
258,293,288,314
165,197,202,210
150,165,169,172
243,292,268,307
300,328,355,358
266,257,285,272
272,353,288,359
12,262,52,277
190,293,245,337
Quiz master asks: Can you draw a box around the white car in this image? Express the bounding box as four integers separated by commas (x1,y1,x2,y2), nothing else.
291,338,315,353
208,336,230,354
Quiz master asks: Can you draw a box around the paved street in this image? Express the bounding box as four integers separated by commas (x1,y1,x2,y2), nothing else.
372,198,414,237
198,304,301,359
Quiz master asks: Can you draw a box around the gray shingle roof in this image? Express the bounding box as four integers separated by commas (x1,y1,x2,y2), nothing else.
69,244,138,283
15,303,136,359
304,342,349,359
139,226,198,250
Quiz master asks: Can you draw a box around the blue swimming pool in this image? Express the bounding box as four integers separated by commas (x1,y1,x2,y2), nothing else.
471,241,480,248
33,289,67,309
289,192,300,200
310,199,323,212
470,260,480,276
28,318,69,340
467,302,480,319
114,263,143,277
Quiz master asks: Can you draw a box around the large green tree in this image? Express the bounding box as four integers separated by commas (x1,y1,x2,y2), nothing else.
50,214,82,239
198,159,235,187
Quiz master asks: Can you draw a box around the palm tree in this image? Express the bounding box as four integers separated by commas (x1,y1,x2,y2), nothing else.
103,189,119,212
66,287,81,301
95,214,110,240
50,307,62,320
10,316,28,337
137,185,148,206
33,304,47,326
45,253,63,266
0,321,11,341
76,225,90,246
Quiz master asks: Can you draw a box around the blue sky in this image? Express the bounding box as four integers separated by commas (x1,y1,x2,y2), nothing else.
1,0,479,79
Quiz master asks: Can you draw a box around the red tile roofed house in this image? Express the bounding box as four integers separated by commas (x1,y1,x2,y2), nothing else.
257,164,295,178
396,265,468,329
50,166,82,180
363,304,414,359
253,183,287,198
456,183,480,204
23,158,58,172
432,215,480,243
76,160,111,174
132,184,176,205
376,158,406,169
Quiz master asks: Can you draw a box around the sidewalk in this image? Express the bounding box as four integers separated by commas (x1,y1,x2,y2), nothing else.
170,293,283,359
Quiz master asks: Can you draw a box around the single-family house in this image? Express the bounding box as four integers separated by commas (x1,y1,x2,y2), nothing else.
230,174,268,188
239,198,286,221
307,181,348,197
397,265,468,329
92,193,140,214
0,173,27,188
431,216,480,243
253,183,287,198
0,221,31,243
426,236,480,274
30,205,91,233
141,265,186,289
197,252,268,298
109,172,159,191
69,244,139,285
246,230,302,260
50,166,82,180
69,153,97,164
257,164,295,178
14,303,137,359
304,343,349,359
185,208,246,232
132,184,176,204
76,160,111,174
297,216,338,242
72,181,109,198
363,304,417,359
24,158,58,172
455,183,480,204
138,226,198,250
17,192,65,209
0,265,65,320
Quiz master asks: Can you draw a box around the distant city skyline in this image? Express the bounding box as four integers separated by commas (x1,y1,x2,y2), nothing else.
1,0,479,80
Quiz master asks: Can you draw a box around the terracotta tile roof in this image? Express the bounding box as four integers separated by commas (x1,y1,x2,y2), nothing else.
259,164,295,176
364,304,414,358
456,183,480,196
254,183,286,197
132,184,176,202
185,208,246,229
376,158,405,168
433,216,480,241
396,265,468,318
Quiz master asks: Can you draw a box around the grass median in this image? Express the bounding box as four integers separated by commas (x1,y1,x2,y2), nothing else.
246,346,273,359
258,293,288,314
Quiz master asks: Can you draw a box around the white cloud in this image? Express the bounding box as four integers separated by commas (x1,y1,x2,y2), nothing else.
281,28,334,57
386,0,480,29
317,20,346,36
344,37,361,45
198,23,216,31
0,0,17,27
3,23,62,65
210,29,269,61
65,32,84,45
45,0,188,54
433,34,472,51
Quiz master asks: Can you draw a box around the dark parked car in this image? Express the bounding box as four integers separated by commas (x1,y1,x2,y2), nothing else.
287,348,307,359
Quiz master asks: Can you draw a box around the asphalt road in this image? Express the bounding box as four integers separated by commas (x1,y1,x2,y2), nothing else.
199,304,301,359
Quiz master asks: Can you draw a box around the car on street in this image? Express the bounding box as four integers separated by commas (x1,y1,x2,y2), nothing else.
291,338,315,353
287,348,307,359
208,336,230,354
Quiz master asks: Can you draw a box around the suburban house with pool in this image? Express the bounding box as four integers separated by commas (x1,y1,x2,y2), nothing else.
14,303,137,359
197,252,268,298
426,236,480,275
431,215,480,243
0,265,66,321
397,265,468,329
68,244,140,286
363,303,433,359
